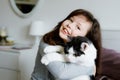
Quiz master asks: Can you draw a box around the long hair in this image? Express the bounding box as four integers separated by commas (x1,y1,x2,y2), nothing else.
43,9,102,75
86,18,102,76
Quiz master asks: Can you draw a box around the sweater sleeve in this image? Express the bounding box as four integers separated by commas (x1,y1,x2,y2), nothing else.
40,40,95,80
47,61,94,80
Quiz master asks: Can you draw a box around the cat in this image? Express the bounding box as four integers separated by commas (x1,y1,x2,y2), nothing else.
41,36,96,80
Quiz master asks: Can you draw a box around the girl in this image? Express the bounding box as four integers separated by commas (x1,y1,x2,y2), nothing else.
31,9,102,80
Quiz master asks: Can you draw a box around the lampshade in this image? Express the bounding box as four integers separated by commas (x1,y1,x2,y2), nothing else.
29,21,45,46
29,21,45,36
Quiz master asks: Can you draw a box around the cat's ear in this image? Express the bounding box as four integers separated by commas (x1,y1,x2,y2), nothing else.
81,42,89,51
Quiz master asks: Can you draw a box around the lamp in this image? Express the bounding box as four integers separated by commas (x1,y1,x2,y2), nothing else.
29,21,45,45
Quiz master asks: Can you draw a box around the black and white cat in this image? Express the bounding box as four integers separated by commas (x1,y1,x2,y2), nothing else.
41,36,97,80
64,36,91,56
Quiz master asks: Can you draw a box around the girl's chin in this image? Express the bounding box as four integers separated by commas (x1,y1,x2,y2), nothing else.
63,36,69,42
60,32,69,40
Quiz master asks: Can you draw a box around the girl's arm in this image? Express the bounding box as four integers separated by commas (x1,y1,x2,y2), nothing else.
47,62,94,80
40,40,95,80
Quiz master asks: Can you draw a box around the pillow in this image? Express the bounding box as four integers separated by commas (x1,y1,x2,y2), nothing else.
100,48,120,80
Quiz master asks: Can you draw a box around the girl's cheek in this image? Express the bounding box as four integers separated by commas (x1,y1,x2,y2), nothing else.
61,23,66,27
71,31,80,37
63,20,70,25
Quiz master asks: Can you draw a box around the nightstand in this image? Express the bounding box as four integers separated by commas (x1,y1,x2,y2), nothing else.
0,49,20,80
0,45,38,80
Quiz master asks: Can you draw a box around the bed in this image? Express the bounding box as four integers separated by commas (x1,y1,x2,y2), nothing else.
96,48,120,80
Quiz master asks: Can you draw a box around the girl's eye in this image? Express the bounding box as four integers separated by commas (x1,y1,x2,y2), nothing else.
77,26,80,30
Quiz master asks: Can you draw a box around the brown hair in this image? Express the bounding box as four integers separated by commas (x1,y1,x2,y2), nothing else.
43,9,102,75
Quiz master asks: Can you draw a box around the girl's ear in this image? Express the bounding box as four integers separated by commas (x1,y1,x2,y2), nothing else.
81,42,89,51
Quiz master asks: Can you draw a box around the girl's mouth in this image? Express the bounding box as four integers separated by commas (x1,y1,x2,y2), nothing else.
62,28,70,35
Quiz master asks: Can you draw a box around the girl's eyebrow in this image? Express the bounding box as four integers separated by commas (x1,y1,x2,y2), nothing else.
76,21,81,26
69,18,73,21
77,22,81,25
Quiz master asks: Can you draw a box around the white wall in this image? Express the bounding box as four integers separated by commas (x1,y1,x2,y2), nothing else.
102,30,120,52
0,0,120,50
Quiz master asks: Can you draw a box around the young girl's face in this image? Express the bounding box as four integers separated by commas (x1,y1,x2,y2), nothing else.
59,15,92,42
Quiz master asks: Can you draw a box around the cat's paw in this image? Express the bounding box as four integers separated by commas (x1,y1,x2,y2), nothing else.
44,45,64,53
41,55,49,65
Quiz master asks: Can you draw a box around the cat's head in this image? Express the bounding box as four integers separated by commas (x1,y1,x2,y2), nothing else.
64,36,91,56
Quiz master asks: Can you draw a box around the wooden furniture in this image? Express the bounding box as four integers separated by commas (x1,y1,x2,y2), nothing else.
0,50,19,80
0,46,38,80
